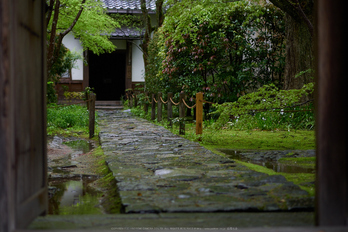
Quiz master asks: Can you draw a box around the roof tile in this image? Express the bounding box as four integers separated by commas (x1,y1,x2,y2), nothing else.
102,0,156,11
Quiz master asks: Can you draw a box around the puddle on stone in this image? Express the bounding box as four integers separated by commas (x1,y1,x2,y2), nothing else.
63,139,94,158
219,149,315,174
48,176,102,215
155,169,173,175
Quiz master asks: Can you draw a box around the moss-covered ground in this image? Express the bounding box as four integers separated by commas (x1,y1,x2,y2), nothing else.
166,123,316,196
175,122,315,150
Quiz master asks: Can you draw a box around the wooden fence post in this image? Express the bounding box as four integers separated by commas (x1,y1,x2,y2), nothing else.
144,92,149,114
151,93,156,120
129,94,133,108
157,92,162,122
196,92,203,135
89,93,96,139
179,92,185,135
85,92,90,109
134,92,138,107
167,92,173,127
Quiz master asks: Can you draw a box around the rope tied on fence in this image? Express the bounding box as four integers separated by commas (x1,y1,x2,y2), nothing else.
169,97,180,106
144,96,152,103
202,99,214,104
160,96,168,104
182,99,196,109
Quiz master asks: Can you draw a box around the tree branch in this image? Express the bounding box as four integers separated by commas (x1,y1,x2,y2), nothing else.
46,0,55,27
268,0,300,21
291,0,313,37
47,0,60,76
60,0,86,37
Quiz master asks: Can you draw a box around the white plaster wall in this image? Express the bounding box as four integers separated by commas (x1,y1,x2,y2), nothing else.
62,32,84,80
132,40,145,82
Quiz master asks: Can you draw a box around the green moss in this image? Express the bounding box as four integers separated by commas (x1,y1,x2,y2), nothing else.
205,147,315,196
176,123,315,150
278,157,316,169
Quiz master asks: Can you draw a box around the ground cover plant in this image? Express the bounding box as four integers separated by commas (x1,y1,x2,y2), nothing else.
47,104,96,137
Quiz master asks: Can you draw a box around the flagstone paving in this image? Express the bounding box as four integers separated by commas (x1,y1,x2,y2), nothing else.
98,110,314,214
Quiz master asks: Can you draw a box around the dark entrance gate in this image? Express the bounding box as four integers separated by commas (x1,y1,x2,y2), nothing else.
88,50,126,101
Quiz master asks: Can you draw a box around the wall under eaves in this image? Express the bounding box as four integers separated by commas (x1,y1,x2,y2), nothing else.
131,40,145,82
62,33,84,81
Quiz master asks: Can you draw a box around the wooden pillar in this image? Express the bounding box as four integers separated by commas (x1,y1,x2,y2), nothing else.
144,92,149,114
196,92,203,135
151,93,156,120
157,92,162,122
316,0,348,226
89,93,96,139
179,92,185,135
167,92,173,127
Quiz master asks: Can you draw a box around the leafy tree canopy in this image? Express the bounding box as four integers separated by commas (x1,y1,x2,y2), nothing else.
47,0,119,55
146,0,285,103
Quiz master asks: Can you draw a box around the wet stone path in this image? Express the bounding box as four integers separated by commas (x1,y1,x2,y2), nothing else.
98,110,314,214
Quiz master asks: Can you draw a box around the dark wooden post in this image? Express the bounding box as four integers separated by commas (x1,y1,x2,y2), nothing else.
89,93,96,139
85,91,90,109
196,92,203,135
144,92,149,114
316,0,348,226
151,93,156,120
134,92,138,107
157,92,162,122
179,92,185,135
167,92,173,127
129,94,133,108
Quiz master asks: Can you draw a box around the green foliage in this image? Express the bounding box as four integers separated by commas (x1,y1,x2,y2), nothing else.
47,82,58,104
48,42,82,82
109,14,144,29
47,104,92,134
63,91,84,101
49,0,119,55
146,0,285,102
212,82,314,130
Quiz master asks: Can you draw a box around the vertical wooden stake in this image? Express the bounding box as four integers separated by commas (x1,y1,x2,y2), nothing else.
85,91,90,109
151,93,156,120
89,93,96,139
129,94,133,108
134,92,138,107
179,92,185,135
167,92,173,127
157,92,162,122
196,92,203,135
144,92,149,114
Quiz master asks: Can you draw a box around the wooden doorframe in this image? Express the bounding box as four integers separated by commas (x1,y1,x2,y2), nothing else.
315,0,348,226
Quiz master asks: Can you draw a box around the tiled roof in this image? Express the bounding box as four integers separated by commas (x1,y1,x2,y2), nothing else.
102,0,156,13
111,27,145,39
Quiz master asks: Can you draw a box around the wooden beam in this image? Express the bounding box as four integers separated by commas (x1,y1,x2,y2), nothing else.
316,0,348,226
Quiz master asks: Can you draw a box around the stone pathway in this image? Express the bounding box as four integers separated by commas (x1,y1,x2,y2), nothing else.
98,110,314,214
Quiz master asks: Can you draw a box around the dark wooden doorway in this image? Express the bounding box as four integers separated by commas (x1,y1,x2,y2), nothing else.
88,51,126,100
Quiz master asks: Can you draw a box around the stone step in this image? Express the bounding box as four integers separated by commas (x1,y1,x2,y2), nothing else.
95,100,123,106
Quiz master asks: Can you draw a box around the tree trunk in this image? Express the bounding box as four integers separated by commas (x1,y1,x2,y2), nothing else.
283,13,314,90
